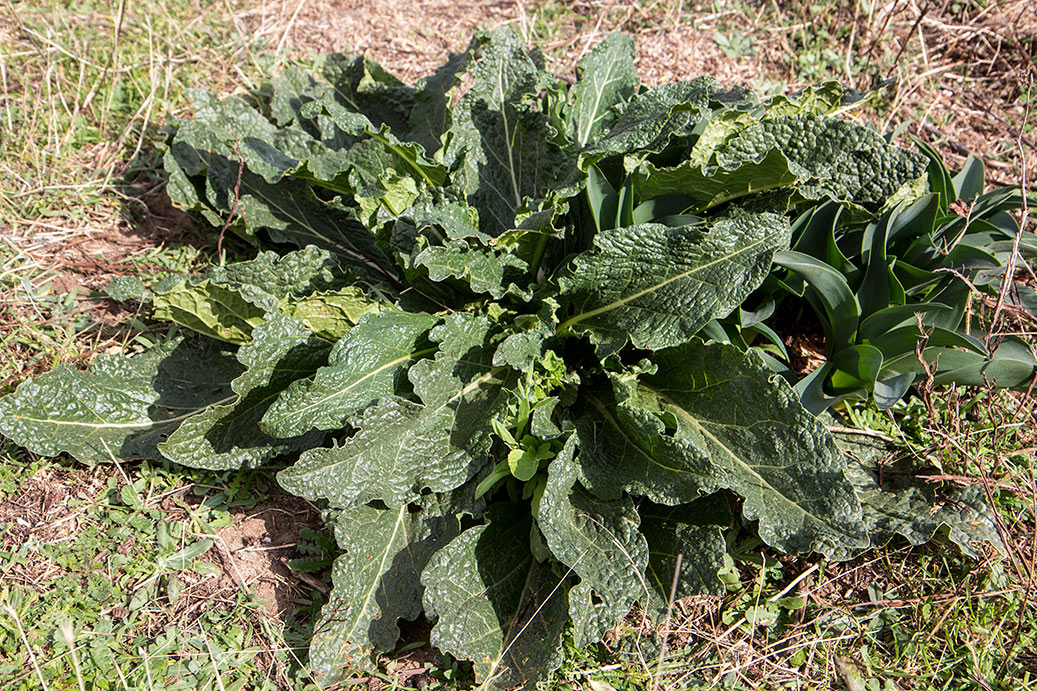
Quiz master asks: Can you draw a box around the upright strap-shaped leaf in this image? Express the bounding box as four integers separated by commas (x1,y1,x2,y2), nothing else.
422,503,570,690
567,33,638,148
159,314,331,470
309,495,463,683
576,342,867,557
537,437,649,647
445,27,574,235
0,337,241,464
261,310,438,437
557,213,791,353
276,314,510,508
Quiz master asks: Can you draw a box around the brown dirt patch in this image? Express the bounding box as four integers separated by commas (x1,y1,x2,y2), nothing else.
210,491,326,620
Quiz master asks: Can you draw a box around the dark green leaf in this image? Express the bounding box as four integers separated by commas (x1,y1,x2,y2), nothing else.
558,213,791,353
0,337,240,464
158,314,331,470
422,503,569,690
577,342,867,556
309,496,462,681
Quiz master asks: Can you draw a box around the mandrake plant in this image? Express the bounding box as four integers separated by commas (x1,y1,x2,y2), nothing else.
1,28,1034,689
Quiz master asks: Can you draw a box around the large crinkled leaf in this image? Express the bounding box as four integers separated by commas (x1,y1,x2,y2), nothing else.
638,495,730,618
261,310,439,437
409,48,474,155
0,337,240,464
280,286,382,340
153,248,378,344
445,27,574,235
537,437,649,647
713,115,929,208
832,433,1004,559
303,98,447,188
153,279,271,344
568,33,639,148
276,313,509,508
165,133,398,283
576,342,867,556
632,147,801,213
578,77,717,166
321,53,415,136
158,315,331,470
414,240,528,298
421,503,570,690
205,246,357,299
557,213,791,353
309,495,463,683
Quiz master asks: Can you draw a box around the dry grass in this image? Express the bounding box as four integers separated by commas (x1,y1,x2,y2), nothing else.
0,1,1035,689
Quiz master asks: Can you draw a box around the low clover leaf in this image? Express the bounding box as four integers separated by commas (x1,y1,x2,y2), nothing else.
0,27,1024,691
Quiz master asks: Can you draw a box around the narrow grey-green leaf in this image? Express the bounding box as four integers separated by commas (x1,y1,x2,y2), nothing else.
159,314,331,470
261,310,438,437
538,437,648,647
422,503,569,690
0,337,240,464
309,496,462,682
557,214,791,353
577,342,867,556
569,34,638,148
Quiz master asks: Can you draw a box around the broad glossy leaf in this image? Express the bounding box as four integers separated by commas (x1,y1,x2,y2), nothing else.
568,34,638,148
558,213,791,353
633,148,801,212
153,279,270,344
537,437,648,646
577,342,867,556
639,495,730,617
280,286,382,340
159,314,331,470
321,53,414,135
715,115,929,208
422,503,569,690
205,246,357,299
309,496,462,682
166,132,397,282
446,27,573,235
414,240,527,298
833,433,1003,559
579,78,717,165
261,310,439,437
276,314,509,507
0,337,240,464
764,81,843,118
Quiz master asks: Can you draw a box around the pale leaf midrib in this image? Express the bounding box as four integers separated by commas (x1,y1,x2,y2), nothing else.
557,229,776,334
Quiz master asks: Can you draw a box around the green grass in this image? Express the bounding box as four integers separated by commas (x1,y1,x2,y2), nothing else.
1,0,1035,689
